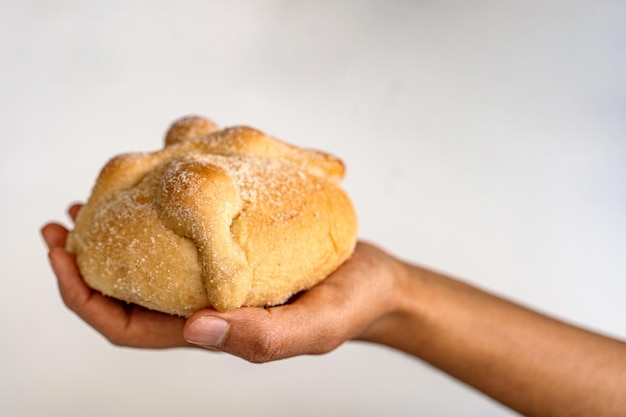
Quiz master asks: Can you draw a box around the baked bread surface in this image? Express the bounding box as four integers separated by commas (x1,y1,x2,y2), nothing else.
66,116,357,316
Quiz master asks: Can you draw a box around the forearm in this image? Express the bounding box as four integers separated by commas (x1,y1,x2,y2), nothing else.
365,260,626,417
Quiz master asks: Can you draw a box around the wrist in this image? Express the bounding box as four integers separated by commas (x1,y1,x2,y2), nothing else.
353,250,429,351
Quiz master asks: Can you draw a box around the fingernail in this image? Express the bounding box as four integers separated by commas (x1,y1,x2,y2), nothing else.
185,316,229,347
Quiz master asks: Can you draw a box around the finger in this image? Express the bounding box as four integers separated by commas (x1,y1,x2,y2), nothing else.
49,247,189,348
68,203,83,222
184,299,349,363
41,223,69,250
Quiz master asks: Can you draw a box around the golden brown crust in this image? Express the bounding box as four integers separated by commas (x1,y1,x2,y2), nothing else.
164,115,219,146
67,116,358,316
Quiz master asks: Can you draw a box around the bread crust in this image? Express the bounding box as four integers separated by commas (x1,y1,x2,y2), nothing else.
67,116,357,315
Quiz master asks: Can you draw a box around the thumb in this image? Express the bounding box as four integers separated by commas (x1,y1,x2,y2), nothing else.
183,299,348,363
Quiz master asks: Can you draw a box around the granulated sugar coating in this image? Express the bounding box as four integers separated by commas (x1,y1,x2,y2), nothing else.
67,116,358,316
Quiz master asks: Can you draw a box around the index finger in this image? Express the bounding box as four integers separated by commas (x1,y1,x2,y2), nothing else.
69,203,83,222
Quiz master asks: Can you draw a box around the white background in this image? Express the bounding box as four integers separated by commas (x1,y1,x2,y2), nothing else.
1,1,625,416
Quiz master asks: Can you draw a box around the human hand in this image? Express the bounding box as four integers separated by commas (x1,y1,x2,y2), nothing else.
43,205,626,415
42,204,191,348
43,204,407,361
183,240,405,362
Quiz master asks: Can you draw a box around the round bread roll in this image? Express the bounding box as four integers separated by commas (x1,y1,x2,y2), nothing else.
66,116,358,316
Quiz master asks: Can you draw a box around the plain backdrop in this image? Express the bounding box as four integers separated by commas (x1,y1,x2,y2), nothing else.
1,1,625,416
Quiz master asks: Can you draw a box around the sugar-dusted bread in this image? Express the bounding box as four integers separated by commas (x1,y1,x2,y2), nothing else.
66,116,358,316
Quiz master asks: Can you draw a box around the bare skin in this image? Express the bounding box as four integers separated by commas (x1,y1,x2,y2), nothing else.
42,204,626,417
